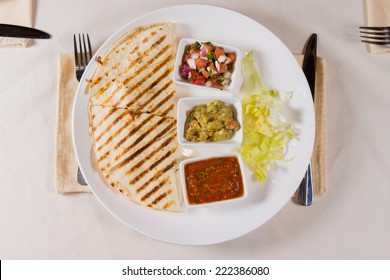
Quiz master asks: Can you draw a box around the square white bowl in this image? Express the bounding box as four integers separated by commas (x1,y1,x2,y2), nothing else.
179,152,247,209
173,38,240,93
177,97,243,147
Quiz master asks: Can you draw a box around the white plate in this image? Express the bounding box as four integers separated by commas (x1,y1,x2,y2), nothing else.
72,4,315,245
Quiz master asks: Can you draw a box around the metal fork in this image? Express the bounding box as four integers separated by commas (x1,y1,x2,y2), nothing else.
359,26,390,46
73,34,92,185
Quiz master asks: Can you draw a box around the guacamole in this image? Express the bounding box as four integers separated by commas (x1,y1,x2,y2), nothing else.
184,100,241,142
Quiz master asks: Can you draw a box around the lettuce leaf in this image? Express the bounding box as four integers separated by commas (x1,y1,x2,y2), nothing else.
238,51,295,182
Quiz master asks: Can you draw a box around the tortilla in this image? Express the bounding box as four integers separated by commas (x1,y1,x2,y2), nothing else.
88,22,176,118
87,23,182,211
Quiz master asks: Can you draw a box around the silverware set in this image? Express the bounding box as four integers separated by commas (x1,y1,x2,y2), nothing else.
73,33,92,185
359,26,390,46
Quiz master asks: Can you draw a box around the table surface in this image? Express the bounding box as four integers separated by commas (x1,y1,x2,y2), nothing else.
1,0,389,260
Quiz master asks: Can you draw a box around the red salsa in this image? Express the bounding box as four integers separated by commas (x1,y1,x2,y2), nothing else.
180,41,236,89
184,156,244,205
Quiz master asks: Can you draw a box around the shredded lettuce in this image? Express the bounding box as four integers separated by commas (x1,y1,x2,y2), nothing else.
237,51,295,182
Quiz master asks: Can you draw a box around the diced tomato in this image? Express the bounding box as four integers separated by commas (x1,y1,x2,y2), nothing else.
195,58,207,68
218,63,228,73
226,120,239,130
201,68,209,78
189,70,199,79
227,52,236,63
208,62,217,72
202,44,213,53
193,75,206,86
209,77,219,86
214,47,225,59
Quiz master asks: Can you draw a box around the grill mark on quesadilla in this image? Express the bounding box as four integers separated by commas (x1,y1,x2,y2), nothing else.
150,189,172,206
112,114,154,150
122,44,171,86
125,133,176,175
95,113,137,152
115,45,139,55
91,99,133,134
160,103,175,117
113,118,174,162
94,110,128,143
140,177,169,202
123,67,173,109
90,76,103,88
130,45,139,54
148,149,176,172
93,81,126,108
136,159,176,194
161,201,174,209
128,147,177,185
91,107,115,133
121,64,172,109
115,126,176,175
136,81,173,112
96,113,155,163
147,90,175,114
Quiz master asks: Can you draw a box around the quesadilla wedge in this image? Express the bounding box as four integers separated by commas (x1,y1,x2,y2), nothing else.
88,22,177,118
89,105,182,211
87,22,182,211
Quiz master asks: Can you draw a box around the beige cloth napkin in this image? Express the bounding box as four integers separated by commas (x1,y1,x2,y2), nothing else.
55,53,327,196
295,55,327,197
0,0,34,47
55,53,90,193
364,0,390,53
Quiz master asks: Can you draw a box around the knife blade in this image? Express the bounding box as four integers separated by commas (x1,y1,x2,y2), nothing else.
0,24,50,39
297,33,317,206
302,34,317,98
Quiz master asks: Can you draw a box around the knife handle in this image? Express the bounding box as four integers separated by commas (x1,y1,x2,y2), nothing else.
298,162,313,206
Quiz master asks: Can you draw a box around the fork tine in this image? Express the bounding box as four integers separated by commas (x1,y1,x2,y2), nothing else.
359,26,390,31
360,34,390,40
360,30,390,36
361,40,390,46
86,34,92,62
73,34,80,70
82,33,88,67
78,34,83,68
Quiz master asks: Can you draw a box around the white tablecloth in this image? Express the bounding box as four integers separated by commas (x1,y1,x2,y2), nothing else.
1,0,389,259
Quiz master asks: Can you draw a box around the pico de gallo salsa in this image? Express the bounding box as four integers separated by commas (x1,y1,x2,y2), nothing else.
179,41,236,89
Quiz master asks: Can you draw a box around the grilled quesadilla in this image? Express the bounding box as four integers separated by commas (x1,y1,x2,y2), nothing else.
88,22,176,118
87,22,182,211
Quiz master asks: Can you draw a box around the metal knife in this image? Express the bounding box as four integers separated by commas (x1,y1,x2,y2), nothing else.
0,24,50,39
297,33,317,206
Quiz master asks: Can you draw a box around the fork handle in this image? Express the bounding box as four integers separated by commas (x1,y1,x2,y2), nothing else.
77,166,87,185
